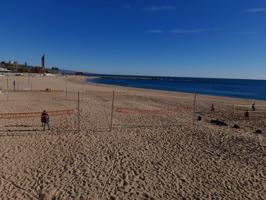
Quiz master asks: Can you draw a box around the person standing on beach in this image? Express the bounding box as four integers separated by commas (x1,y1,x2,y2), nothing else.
45,112,50,130
41,110,50,131
211,104,215,113
252,102,256,111
41,110,46,128
244,110,249,120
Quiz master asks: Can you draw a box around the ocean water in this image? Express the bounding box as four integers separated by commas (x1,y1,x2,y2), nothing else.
87,76,266,100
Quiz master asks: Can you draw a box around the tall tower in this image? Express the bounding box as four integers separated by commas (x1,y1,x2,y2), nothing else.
41,54,45,75
41,54,45,68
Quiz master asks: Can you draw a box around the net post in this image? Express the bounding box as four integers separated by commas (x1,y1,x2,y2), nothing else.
78,91,80,133
65,80,68,101
28,73,30,85
193,93,197,126
6,76,9,102
82,86,84,101
30,75,32,91
110,90,115,131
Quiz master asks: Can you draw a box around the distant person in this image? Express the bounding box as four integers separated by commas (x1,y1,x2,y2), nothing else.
41,110,46,128
13,81,16,91
244,110,249,120
211,104,215,113
41,110,50,131
252,102,256,111
45,112,50,130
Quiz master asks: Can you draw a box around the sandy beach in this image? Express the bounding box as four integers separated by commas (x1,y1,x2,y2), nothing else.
0,75,265,199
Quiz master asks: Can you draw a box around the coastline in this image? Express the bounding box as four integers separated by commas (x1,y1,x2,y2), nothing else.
82,76,266,105
86,75,266,101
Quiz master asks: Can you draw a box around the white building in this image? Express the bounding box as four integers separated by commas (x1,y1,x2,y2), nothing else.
0,67,11,73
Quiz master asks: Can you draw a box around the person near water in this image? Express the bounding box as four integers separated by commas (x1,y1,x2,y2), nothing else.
252,102,256,111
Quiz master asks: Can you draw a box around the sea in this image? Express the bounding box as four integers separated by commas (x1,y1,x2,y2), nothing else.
86,75,266,101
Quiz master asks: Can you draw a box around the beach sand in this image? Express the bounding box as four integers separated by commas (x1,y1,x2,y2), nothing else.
0,75,265,199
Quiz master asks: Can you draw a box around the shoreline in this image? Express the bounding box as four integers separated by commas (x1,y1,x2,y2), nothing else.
85,76,266,102
80,76,266,105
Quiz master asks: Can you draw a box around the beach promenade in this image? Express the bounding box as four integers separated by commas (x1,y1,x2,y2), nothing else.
0,75,265,199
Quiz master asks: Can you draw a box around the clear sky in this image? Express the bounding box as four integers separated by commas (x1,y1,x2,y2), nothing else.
0,0,265,79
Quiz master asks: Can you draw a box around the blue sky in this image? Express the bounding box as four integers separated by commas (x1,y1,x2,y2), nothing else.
0,0,265,79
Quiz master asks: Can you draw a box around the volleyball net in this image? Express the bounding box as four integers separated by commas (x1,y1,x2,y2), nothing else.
0,109,74,119
234,104,266,116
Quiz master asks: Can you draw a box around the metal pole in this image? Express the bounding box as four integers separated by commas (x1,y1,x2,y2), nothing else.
82,86,84,100
110,90,115,131
65,80,68,100
193,93,197,126
78,91,80,133
6,76,9,101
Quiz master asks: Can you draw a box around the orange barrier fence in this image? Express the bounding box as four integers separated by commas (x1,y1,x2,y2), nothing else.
6,90,65,93
116,107,191,115
0,109,74,119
